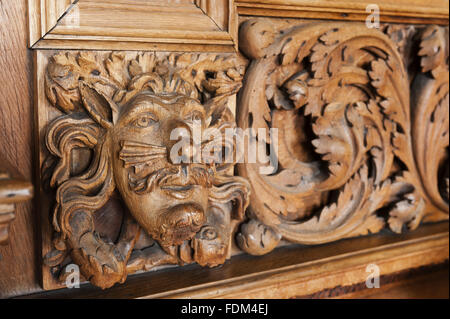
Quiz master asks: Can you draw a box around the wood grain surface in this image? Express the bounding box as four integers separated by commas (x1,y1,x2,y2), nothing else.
28,0,238,52
0,0,41,298
236,0,449,24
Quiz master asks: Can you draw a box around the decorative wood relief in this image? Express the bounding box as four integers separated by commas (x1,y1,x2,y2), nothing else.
37,50,249,289
236,0,449,25
236,19,449,255
0,155,33,245
28,0,238,52
30,3,449,292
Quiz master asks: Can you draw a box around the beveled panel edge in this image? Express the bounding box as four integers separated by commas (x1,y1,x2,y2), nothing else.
28,0,238,52
18,222,449,298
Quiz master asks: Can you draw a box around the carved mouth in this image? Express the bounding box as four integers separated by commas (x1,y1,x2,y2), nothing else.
160,185,195,199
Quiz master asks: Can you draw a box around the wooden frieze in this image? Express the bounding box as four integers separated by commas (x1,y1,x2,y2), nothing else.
236,19,449,254
28,2,449,291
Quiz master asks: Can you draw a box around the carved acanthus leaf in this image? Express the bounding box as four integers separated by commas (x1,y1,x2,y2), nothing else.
237,20,448,251
419,26,449,76
45,52,247,115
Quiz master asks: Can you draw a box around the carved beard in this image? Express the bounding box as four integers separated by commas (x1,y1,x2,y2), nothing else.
128,167,211,246
119,140,213,246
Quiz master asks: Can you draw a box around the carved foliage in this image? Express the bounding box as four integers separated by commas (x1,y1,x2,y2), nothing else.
237,20,449,254
40,20,449,288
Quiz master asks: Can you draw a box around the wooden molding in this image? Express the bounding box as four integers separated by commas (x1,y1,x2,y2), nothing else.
236,0,450,25
159,224,449,299
0,155,33,245
27,0,448,53
19,222,449,298
28,0,76,47
28,0,238,52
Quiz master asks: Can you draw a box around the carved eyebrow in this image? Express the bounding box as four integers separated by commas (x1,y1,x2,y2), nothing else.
182,101,206,118
119,99,169,124
154,94,186,104
119,94,204,123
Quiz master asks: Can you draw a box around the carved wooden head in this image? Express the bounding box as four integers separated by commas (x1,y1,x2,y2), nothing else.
78,75,214,246
43,52,250,288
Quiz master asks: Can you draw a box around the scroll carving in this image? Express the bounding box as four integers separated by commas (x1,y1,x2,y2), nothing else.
41,51,250,289
236,20,449,255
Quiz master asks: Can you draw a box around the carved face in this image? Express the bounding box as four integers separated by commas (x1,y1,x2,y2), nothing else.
110,92,211,247
74,72,249,252
70,70,251,252
45,54,250,289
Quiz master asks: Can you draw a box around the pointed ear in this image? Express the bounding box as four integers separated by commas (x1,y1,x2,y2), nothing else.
79,81,119,128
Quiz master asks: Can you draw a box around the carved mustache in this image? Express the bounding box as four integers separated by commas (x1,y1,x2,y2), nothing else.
119,126,234,168
119,141,212,194
119,140,167,168
128,165,213,194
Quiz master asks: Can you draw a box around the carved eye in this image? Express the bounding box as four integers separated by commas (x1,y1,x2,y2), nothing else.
133,113,157,128
200,227,218,240
186,111,203,123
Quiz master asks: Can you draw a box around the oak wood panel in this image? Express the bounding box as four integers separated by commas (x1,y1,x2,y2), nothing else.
0,0,42,298
34,49,248,290
235,18,449,258
17,222,449,298
1,0,448,299
236,0,449,25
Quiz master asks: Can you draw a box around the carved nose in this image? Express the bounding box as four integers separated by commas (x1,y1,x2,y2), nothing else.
165,119,198,164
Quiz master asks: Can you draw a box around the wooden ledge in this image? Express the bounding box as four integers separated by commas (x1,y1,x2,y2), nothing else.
20,222,448,299
236,0,449,25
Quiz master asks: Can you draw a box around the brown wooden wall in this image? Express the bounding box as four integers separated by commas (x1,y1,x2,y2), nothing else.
0,0,41,298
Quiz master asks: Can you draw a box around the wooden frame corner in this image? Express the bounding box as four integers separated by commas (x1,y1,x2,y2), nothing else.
28,0,238,52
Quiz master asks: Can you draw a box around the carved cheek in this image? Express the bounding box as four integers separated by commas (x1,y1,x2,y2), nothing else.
110,141,155,230
111,141,134,203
